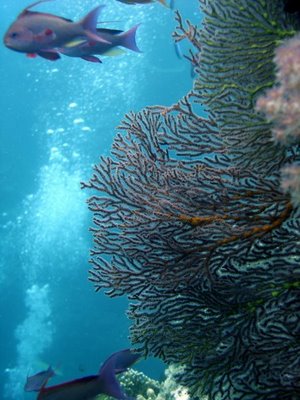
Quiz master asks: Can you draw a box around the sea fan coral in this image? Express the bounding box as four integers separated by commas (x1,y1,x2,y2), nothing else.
83,1,300,399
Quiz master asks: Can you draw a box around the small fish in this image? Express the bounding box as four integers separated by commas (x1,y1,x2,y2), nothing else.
59,25,141,63
116,0,168,7
24,365,55,392
3,0,111,60
174,42,183,59
37,349,140,400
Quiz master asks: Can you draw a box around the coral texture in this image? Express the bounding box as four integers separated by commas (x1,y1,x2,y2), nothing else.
95,369,160,400
256,34,300,206
96,366,196,400
83,1,300,399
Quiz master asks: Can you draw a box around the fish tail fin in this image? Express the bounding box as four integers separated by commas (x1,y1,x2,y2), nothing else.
79,6,111,44
119,24,142,53
48,365,56,376
98,349,141,400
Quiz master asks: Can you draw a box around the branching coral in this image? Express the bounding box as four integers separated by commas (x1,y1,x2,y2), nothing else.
95,369,161,400
157,365,192,400
96,366,198,400
119,369,161,399
83,0,300,399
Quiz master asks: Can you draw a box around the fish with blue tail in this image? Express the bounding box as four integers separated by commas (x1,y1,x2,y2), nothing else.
27,349,140,400
59,25,141,63
3,0,110,61
24,366,56,392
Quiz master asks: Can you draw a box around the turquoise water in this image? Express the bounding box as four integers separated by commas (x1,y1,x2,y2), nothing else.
0,0,198,398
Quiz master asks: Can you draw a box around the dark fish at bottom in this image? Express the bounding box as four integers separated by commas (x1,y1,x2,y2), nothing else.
116,0,168,6
35,349,140,400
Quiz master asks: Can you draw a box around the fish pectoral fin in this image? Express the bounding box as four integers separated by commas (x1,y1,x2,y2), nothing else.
102,48,126,57
81,55,102,63
37,50,61,60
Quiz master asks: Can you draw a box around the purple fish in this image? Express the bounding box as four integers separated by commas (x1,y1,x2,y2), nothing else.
24,366,55,392
3,0,110,61
116,0,168,6
59,25,141,63
37,349,140,400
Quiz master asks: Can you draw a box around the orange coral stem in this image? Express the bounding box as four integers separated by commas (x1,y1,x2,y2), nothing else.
178,214,232,226
215,201,293,247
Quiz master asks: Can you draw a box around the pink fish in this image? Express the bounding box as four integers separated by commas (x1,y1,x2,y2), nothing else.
24,366,55,392
3,0,111,61
59,25,141,63
36,349,140,400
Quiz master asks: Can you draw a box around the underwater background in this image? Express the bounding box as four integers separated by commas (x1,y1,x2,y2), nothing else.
0,0,198,398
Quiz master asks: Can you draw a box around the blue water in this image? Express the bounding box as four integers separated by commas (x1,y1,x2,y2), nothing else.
0,0,198,398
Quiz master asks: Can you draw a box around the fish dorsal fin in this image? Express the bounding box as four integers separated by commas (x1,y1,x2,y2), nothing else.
99,349,140,376
19,0,73,23
79,6,111,44
19,0,54,17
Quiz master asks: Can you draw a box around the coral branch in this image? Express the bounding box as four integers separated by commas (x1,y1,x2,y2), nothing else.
84,1,300,399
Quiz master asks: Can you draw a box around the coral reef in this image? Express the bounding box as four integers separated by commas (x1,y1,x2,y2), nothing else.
95,368,161,400
119,368,161,399
83,1,300,399
156,365,193,400
96,365,201,400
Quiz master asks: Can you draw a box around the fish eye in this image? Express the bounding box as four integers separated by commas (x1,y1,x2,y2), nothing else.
10,32,19,39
